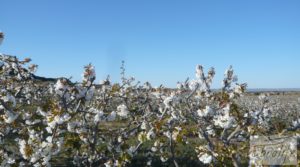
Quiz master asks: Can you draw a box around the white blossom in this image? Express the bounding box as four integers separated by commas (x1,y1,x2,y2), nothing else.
197,106,213,117
54,79,69,97
163,93,177,108
206,125,215,136
146,128,155,140
116,104,129,118
141,121,147,130
4,111,19,123
83,64,96,85
292,118,300,127
104,160,113,167
198,153,212,164
160,155,168,162
19,140,29,160
54,79,67,92
195,65,204,80
234,85,243,94
214,112,235,129
213,105,235,129
163,131,172,139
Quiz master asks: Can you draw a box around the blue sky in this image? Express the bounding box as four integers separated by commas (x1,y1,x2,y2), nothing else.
1,0,300,88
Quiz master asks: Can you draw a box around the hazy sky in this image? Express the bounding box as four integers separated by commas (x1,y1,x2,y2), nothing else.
1,0,299,88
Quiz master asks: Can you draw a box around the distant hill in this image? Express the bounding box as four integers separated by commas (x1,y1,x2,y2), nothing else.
247,88,300,93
